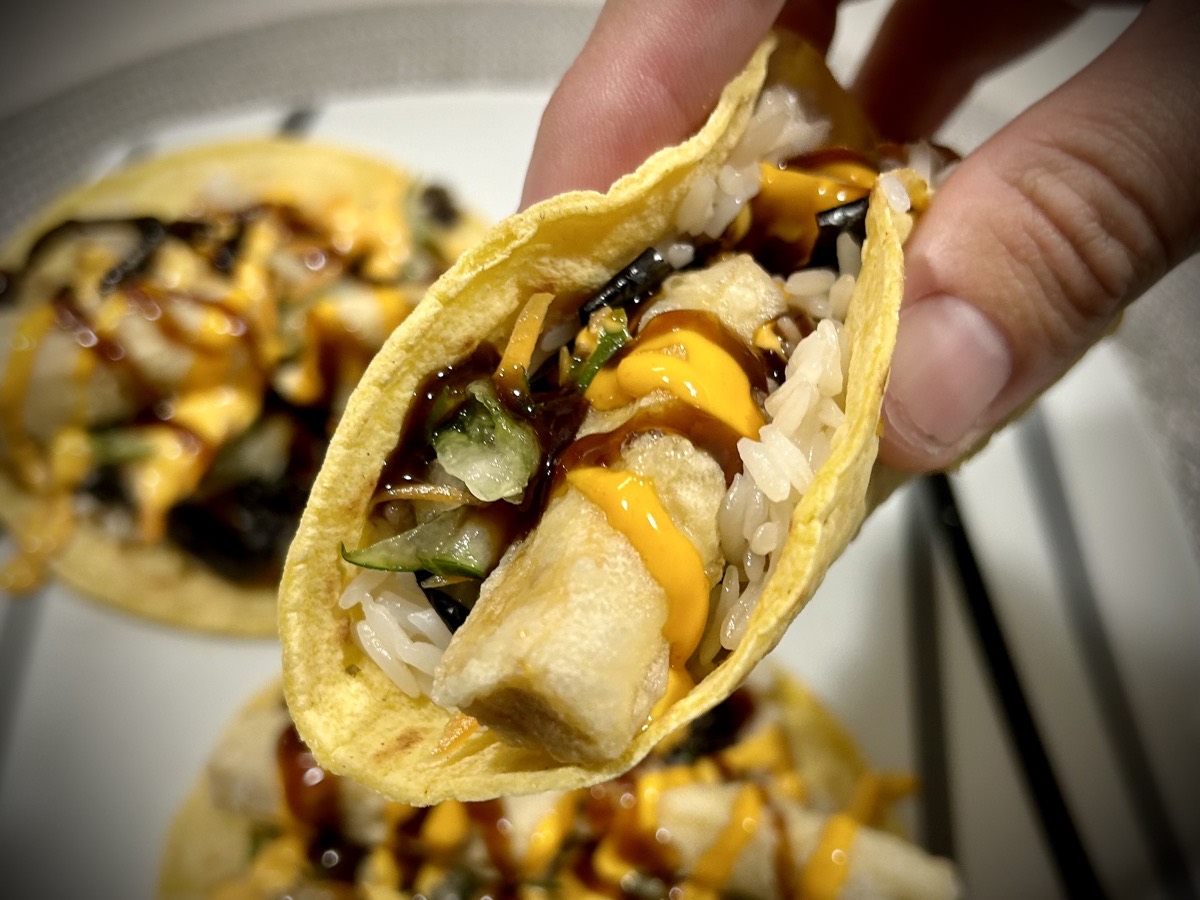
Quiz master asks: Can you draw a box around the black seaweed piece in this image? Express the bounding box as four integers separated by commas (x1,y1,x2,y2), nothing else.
815,196,869,232
165,476,307,582
0,270,13,306
423,582,472,633
419,184,461,228
808,197,870,271
662,686,755,765
79,463,132,509
577,246,674,324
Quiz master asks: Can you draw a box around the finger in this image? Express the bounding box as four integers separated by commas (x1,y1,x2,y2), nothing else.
879,0,1200,471
853,0,1085,140
520,0,842,208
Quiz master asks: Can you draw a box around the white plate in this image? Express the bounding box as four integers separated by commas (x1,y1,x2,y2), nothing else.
2,5,1198,898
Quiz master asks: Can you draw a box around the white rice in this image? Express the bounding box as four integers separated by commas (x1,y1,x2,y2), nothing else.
836,234,863,279
716,311,851,649
656,240,696,270
829,272,857,320
785,269,837,298
676,85,829,238
338,567,453,697
879,171,912,214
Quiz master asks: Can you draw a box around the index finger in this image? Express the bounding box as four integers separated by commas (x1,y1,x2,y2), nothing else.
520,0,842,208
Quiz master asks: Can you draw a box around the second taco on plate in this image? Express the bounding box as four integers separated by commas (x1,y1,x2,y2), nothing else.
161,671,959,898
0,139,484,633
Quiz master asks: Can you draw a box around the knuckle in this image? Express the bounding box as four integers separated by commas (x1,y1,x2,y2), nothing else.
1003,119,1168,335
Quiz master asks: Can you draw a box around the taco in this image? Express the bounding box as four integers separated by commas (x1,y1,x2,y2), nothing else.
160,670,960,899
280,34,942,800
0,139,485,634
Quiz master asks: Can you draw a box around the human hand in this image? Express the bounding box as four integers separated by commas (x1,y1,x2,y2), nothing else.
520,0,1200,471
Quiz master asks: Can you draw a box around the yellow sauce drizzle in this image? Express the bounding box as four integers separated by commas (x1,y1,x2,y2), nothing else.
246,834,308,896
523,792,578,879
3,202,429,592
422,799,470,853
645,667,696,735
565,467,710,665
586,329,764,440
635,762,720,836
753,322,784,355
772,769,807,803
846,770,918,826
755,164,873,250
797,812,860,900
717,722,792,775
593,762,708,887
687,784,764,891
48,427,93,491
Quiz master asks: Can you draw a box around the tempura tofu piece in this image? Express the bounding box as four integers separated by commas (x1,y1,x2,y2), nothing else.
432,432,725,763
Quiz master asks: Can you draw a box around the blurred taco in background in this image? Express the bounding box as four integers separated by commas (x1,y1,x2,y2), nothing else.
280,34,944,800
160,670,959,899
0,139,485,634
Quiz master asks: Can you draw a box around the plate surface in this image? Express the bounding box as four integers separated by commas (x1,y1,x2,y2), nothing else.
2,4,1198,899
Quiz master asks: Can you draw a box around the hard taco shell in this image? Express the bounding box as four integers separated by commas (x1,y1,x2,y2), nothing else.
280,37,908,802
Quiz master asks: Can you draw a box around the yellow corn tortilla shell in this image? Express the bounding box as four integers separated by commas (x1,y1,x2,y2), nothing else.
279,36,906,802
0,139,486,635
159,670,895,898
158,683,280,900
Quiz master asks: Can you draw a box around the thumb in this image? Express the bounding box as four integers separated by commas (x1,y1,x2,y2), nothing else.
879,0,1200,472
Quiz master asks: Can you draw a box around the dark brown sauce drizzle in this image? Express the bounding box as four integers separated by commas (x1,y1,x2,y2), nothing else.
374,308,768,523
376,347,503,493
663,686,757,765
277,722,367,883
557,403,745,488
374,344,590,547
741,145,878,277
274,724,527,891
389,807,433,887
781,145,880,173
464,799,521,885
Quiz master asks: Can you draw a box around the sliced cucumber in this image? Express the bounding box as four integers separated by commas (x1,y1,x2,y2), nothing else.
433,379,538,502
89,428,153,466
341,508,504,578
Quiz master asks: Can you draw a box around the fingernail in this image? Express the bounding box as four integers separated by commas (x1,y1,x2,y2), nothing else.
884,295,1012,460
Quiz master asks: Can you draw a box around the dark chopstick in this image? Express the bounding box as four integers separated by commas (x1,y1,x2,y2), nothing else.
279,106,319,136
1019,411,1199,900
905,489,956,858
0,588,47,779
921,472,1110,900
